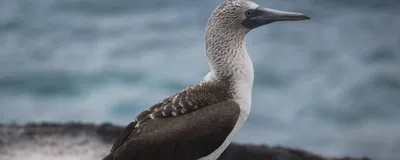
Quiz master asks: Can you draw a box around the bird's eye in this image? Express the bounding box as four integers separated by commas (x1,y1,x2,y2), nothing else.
245,10,252,17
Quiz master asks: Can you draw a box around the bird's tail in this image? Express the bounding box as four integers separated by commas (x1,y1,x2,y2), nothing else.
102,153,113,160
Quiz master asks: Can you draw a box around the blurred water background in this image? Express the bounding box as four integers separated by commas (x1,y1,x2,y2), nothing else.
1,0,400,159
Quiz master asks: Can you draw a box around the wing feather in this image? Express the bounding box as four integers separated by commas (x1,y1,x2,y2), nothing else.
108,82,233,155
110,121,137,152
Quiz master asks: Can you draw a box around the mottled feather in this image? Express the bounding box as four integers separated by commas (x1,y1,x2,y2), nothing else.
110,81,233,153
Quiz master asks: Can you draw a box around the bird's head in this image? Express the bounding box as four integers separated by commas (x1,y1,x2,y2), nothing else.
207,0,310,31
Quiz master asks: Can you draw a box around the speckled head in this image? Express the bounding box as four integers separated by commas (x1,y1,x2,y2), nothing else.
208,0,310,31
204,0,310,82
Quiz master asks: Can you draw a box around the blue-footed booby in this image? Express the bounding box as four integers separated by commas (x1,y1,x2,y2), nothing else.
103,0,309,159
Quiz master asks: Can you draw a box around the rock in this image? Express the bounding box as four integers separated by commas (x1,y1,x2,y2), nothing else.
0,122,371,160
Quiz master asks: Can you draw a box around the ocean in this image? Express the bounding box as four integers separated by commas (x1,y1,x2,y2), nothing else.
1,0,399,159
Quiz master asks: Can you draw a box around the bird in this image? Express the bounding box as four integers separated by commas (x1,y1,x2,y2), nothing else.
103,0,309,160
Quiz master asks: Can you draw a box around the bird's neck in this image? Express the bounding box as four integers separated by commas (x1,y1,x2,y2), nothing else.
204,27,254,99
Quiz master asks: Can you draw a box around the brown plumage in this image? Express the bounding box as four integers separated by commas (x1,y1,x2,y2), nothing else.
104,100,240,160
109,81,235,155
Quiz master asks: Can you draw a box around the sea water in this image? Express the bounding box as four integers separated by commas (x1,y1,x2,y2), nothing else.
1,0,399,159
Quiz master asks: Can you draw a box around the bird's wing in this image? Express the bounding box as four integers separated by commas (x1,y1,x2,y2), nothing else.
110,120,137,153
109,100,240,160
107,83,239,160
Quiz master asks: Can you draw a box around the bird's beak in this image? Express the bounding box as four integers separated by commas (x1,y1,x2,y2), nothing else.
260,7,310,22
242,7,310,29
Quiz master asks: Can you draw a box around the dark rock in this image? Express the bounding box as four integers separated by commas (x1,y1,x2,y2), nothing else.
0,122,372,160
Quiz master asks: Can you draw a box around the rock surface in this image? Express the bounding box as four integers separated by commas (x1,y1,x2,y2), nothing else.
0,122,372,160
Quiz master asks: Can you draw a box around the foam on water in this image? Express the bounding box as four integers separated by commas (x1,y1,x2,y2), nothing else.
0,134,110,160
